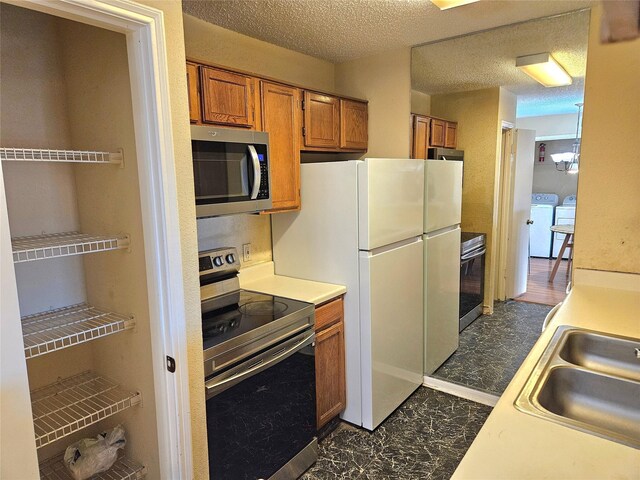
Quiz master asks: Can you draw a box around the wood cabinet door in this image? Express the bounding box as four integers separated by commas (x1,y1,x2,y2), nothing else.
186,62,201,124
412,115,430,159
303,92,340,149
200,66,255,128
445,121,457,148
260,81,301,212
315,320,346,428
430,118,446,147
340,99,368,150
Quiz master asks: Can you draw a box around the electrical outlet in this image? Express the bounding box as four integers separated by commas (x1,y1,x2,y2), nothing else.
242,243,251,262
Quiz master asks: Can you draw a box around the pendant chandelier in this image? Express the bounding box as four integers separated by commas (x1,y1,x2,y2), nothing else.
551,102,583,174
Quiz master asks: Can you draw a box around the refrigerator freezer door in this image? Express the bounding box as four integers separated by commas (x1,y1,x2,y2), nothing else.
424,227,461,375
424,160,462,233
359,238,424,430
358,158,424,251
272,161,363,425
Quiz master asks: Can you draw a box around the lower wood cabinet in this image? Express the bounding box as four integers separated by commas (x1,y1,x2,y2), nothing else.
314,296,346,429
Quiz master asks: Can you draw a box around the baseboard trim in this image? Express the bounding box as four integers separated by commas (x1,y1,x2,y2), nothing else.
423,376,500,407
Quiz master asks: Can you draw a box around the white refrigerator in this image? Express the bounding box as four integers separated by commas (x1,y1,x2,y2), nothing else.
423,160,463,375
272,158,425,430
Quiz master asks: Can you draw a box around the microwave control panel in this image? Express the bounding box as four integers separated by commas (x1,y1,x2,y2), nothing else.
257,154,269,199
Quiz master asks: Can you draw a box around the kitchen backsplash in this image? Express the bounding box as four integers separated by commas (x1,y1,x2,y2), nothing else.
197,214,272,267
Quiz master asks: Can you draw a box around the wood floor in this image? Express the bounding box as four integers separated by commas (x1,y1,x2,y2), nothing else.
515,257,568,306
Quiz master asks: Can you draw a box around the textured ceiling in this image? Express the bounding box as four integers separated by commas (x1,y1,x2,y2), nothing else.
411,10,590,117
182,0,593,63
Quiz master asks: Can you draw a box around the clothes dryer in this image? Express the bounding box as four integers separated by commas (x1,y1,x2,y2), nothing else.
529,193,558,258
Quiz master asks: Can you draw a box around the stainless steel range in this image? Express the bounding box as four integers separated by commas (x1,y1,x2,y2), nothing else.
200,247,317,480
459,232,486,332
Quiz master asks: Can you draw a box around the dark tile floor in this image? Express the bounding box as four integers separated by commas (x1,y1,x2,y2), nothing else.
302,387,492,480
433,300,551,395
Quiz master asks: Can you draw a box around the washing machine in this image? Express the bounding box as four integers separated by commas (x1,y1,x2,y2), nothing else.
529,193,559,258
552,195,577,259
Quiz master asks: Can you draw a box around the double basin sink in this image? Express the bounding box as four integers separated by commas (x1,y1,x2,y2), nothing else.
515,325,640,449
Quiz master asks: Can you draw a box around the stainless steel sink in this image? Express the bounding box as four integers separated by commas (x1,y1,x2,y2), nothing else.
558,330,640,381
516,326,640,449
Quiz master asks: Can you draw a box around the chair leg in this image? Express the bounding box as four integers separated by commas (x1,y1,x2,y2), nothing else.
549,234,570,283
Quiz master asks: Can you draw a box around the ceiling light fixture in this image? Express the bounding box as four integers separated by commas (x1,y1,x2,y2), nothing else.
516,52,572,87
431,0,480,10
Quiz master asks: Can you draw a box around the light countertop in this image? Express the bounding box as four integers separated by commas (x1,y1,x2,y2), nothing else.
453,269,640,479
239,261,346,306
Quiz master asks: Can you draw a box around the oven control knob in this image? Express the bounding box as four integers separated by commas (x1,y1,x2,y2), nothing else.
226,254,236,264
213,256,224,267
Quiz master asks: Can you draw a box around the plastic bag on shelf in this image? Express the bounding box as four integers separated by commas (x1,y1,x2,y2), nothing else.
63,425,126,480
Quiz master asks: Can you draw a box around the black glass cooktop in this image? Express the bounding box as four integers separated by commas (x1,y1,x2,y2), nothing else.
201,290,313,351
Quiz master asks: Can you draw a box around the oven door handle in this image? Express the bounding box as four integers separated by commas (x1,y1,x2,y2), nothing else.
205,331,315,398
461,248,486,261
248,145,261,200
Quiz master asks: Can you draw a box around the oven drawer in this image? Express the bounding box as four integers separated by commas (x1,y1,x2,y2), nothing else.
205,329,317,480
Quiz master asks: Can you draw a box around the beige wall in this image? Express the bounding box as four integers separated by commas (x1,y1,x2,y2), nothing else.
532,140,579,199
183,14,335,92
432,88,502,309
183,13,337,268
574,5,640,274
516,113,581,140
335,48,413,158
411,89,432,116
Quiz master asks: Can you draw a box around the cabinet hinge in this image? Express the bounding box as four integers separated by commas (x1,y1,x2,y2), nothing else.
301,99,305,110
302,126,306,137
166,355,176,373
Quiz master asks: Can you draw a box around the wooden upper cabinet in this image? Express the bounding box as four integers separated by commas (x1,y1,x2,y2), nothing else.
340,99,368,151
200,66,256,128
260,81,301,212
412,115,430,159
430,118,446,147
186,62,201,124
445,121,457,149
303,92,340,149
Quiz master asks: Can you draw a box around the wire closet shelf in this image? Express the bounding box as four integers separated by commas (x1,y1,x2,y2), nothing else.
39,453,146,480
22,303,135,359
12,232,130,263
0,147,123,165
31,371,141,449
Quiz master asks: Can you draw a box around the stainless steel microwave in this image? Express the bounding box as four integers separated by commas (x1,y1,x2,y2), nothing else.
191,125,272,217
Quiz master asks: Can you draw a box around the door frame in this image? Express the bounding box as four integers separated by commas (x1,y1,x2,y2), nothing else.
495,125,515,301
2,0,193,477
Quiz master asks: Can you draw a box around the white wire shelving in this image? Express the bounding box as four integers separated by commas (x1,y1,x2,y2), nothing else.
0,147,123,165
39,453,146,480
22,304,135,359
31,371,141,449
12,231,130,263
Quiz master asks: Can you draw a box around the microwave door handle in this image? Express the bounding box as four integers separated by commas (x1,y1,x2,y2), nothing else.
248,145,261,200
